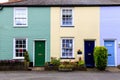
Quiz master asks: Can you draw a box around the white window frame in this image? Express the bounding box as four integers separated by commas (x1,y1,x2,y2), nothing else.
13,38,28,59
14,7,28,27
61,38,74,58
61,8,74,26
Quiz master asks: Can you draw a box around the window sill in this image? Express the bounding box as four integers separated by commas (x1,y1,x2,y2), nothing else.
13,26,28,28
61,26,74,27
13,57,24,60
60,57,75,59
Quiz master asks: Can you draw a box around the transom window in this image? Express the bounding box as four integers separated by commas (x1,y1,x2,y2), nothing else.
14,7,28,27
61,38,74,58
61,8,73,26
14,39,27,59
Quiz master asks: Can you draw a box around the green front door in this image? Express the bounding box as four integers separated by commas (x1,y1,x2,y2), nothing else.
35,41,45,66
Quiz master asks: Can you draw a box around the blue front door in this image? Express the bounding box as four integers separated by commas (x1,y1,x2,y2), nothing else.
104,40,115,66
84,41,95,67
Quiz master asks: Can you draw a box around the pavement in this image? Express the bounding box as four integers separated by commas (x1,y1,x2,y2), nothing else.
0,70,120,80
87,67,120,72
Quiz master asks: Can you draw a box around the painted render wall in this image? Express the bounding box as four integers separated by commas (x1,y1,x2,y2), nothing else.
51,7,100,61
0,7,50,62
100,7,120,66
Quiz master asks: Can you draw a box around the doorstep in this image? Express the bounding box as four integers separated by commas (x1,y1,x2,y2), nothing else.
29,67,45,71
106,67,120,72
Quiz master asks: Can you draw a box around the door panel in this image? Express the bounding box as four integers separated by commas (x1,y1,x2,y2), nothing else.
35,41,45,66
84,41,95,67
104,40,115,66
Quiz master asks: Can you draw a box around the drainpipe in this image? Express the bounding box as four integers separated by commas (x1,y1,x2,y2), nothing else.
0,5,3,10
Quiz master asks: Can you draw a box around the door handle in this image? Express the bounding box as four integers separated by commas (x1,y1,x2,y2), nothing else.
38,53,42,56
108,54,111,56
88,53,91,55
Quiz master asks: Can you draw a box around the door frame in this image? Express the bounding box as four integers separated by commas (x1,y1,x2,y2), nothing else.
104,39,117,66
84,39,96,67
33,39,47,67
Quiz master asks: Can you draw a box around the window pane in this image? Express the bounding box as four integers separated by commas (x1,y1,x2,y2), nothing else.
23,49,26,53
23,40,26,44
16,52,19,57
20,53,22,57
23,45,26,48
16,45,18,48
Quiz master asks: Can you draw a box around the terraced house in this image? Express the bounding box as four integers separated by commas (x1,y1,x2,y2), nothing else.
51,6,100,67
0,0,51,67
0,0,120,67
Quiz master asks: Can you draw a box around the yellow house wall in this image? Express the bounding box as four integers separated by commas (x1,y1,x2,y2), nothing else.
51,7,100,61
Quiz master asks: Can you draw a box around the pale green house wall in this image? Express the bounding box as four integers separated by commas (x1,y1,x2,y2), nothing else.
0,7,50,62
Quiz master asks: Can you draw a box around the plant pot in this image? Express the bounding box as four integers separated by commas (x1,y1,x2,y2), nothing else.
24,61,29,70
58,68,73,72
78,67,87,71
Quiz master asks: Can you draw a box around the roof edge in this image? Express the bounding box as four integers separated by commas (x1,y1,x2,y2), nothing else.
0,0,22,5
2,4,120,7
